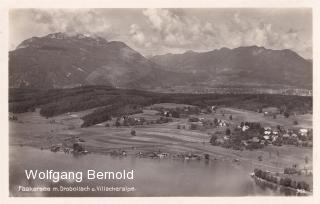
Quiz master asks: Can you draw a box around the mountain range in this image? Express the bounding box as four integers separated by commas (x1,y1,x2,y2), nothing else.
151,46,312,89
9,32,312,92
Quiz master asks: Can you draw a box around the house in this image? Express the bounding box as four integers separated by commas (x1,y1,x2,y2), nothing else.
272,135,279,142
211,106,217,111
163,111,172,117
299,169,312,176
262,107,280,116
264,130,271,135
264,127,272,131
241,141,248,146
157,152,169,159
263,135,270,140
223,136,230,141
299,129,308,136
242,125,250,131
216,138,225,144
252,137,260,143
282,133,290,138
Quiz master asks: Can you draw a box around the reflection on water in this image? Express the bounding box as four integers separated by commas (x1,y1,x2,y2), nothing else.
10,146,285,197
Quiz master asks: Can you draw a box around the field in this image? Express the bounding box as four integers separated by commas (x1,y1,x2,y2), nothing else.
10,104,312,171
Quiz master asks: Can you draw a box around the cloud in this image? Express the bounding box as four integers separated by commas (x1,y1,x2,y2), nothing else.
133,9,311,58
10,9,312,58
10,9,112,49
130,24,146,45
33,9,111,36
138,8,221,53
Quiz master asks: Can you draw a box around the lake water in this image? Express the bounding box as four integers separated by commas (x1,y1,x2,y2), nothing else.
10,146,286,197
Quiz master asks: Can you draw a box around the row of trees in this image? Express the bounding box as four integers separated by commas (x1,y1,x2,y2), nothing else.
81,104,143,127
254,168,311,191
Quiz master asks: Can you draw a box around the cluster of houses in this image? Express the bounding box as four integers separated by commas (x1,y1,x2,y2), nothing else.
260,127,280,144
111,150,211,161
153,106,201,118
115,116,148,126
262,107,280,117
152,104,220,119
110,115,173,127
50,141,88,154
185,117,229,130
211,120,312,150
241,124,312,147
203,118,228,127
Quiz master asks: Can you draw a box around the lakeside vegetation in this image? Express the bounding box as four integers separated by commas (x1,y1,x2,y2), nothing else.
253,168,311,192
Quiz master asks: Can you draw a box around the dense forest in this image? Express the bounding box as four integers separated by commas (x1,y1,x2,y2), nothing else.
9,86,312,127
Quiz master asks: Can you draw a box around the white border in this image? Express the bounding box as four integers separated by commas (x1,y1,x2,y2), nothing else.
0,0,319,204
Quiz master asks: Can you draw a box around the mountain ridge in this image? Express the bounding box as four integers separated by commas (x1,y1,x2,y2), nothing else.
9,32,312,92
9,32,197,89
150,45,312,89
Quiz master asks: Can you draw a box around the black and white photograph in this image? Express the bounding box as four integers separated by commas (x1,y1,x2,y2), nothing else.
7,7,313,197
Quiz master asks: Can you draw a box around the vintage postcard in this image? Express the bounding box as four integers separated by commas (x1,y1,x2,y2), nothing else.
1,0,319,203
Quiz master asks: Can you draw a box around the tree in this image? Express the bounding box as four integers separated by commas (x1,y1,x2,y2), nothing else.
229,115,233,120
131,130,136,136
226,128,231,135
189,117,199,122
293,120,298,125
280,105,287,114
284,112,290,118
73,143,85,152
210,135,217,145
190,123,198,130
171,110,180,118
277,125,281,131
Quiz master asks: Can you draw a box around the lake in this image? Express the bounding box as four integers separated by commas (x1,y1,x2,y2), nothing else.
10,146,286,196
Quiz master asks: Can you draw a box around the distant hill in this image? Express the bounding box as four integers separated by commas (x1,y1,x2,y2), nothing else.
9,32,196,89
151,46,312,89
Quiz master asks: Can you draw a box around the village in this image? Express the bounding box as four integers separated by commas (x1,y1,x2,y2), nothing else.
97,103,312,153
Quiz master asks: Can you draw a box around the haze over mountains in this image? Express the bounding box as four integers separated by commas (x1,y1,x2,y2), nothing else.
9,32,312,93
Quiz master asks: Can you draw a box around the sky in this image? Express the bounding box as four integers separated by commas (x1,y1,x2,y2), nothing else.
9,8,312,59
